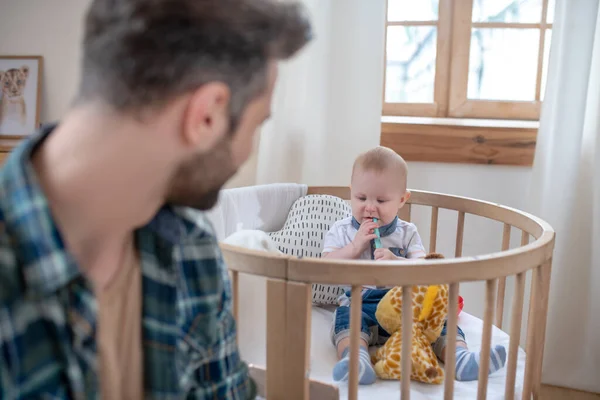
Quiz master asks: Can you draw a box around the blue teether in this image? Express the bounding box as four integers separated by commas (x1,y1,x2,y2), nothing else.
373,218,382,249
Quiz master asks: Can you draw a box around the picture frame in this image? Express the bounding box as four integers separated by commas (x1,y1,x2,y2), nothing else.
0,56,43,138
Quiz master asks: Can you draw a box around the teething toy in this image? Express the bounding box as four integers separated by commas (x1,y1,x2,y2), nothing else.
373,217,382,249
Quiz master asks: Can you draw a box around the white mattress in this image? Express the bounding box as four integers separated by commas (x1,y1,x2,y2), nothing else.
308,307,525,399
246,303,526,399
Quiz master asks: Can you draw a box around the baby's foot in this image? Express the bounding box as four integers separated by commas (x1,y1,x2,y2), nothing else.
455,345,507,381
333,346,377,385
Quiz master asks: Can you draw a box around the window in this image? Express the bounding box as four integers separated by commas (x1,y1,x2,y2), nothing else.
383,0,554,121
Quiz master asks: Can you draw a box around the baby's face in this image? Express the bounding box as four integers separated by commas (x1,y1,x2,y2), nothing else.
350,168,407,226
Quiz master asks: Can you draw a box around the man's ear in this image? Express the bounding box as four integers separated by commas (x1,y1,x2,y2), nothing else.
182,82,230,153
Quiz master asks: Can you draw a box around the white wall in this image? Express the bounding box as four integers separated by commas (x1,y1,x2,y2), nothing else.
0,0,92,123
254,0,384,186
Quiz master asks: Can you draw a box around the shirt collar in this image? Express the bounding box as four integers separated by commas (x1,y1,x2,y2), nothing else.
0,124,208,299
0,124,79,298
351,216,398,237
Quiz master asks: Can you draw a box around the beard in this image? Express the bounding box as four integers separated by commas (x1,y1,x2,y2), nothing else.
166,136,237,210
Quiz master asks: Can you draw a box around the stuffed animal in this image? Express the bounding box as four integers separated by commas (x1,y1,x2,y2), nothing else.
372,253,449,384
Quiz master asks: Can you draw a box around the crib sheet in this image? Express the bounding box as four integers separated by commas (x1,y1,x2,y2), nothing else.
251,306,526,399
303,307,526,399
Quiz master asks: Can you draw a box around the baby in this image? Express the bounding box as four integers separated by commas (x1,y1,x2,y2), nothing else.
322,146,506,385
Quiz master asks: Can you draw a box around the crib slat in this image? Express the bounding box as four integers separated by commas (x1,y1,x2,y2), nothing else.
249,365,339,400
286,282,312,400
477,279,497,400
532,260,552,398
521,230,530,247
266,279,287,399
232,270,239,326
524,231,533,355
348,285,363,400
504,271,525,400
455,211,465,258
401,286,413,400
517,230,530,398
444,283,460,400
495,224,512,328
522,265,540,400
430,206,439,253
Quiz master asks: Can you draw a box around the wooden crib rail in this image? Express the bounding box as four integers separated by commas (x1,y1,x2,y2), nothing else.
478,279,498,397
260,275,548,400
444,283,460,397
455,211,465,258
506,271,526,399
220,243,290,279
252,269,553,400
221,186,555,400
429,206,439,252
495,224,513,328
248,365,339,399
308,187,547,239
286,237,553,286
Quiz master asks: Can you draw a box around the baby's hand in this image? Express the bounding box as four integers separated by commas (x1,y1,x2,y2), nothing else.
352,220,378,254
374,248,401,261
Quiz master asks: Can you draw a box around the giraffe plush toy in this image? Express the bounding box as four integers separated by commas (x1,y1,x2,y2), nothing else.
372,253,449,384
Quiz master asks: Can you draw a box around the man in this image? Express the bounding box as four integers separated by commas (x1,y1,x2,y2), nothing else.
0,0,311,398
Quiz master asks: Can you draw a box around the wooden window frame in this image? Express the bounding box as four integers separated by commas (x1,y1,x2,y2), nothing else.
448,0,552,120
380,116,538,166
382,0,553,166
382,1,454,118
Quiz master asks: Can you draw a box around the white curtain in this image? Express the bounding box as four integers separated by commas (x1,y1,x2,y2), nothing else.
528,0,600,393
254,0,386,186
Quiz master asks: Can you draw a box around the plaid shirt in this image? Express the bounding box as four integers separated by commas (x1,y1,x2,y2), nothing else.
0,126,256,399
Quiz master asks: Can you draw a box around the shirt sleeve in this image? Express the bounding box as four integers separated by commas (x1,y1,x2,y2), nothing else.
187,256,257,400
406,224,426,259
322,222,344,254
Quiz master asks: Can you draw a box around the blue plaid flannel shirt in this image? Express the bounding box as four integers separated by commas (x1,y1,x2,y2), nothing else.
0,126,256,399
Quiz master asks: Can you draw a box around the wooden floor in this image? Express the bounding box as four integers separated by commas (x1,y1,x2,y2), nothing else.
541,385,600,400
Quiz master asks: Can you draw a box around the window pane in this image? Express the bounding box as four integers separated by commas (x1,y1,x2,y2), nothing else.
472,0,543,23
541,29,552,100
385,26,437,103
546,0,555,23
468,28,539,101
387,0,438,22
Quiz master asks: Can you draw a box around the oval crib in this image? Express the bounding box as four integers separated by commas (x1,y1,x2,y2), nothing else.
219,186,555,400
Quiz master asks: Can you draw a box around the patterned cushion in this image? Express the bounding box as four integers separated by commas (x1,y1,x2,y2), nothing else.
268,194,352,305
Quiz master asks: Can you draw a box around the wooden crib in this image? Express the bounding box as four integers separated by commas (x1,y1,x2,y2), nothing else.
220,186,555,400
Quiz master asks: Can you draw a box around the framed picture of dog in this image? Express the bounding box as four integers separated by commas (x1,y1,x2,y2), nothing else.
0,56,43,137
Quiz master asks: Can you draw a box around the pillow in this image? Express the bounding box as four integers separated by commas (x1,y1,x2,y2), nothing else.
222,229,284,254
268,194,352,305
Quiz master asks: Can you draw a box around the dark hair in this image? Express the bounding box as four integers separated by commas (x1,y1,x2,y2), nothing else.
77,0,312,126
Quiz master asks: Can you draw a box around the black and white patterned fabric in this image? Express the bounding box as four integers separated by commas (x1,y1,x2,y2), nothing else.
268,194,352,305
